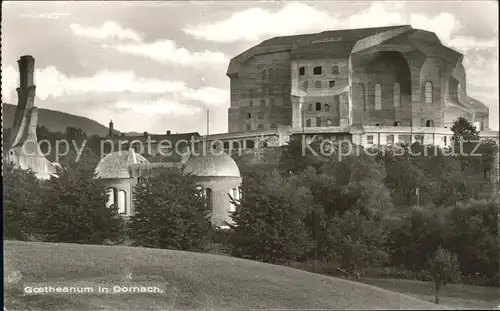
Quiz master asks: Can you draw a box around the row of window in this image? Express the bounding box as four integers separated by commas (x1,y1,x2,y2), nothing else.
374,120,435,127
302,80,336,89
364,81,433,110
246,123,273,130
248,98,280,107
299,65,339,76
304,117,337,127
305,102,338,112
261,68,278,81
366,134,448,146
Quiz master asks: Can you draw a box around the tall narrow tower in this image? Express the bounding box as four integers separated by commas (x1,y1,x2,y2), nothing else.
109,120,114,137
8,55,56,179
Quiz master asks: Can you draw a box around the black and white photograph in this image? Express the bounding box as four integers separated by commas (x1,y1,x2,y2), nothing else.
2,1,500,310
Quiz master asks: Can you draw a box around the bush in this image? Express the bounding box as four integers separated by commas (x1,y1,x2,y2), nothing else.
443,199,499,286
3,162,41,240
34,166,124,244
128,167,211,251
228,170,314,264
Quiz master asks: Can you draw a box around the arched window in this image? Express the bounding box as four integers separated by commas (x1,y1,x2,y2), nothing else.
394,121,402,126
324,104,330,112
229,188,237,212
196,186,204,199
206,188,213,212
426,120,434,127
393,82,400,107
238,186,242,200
118,190,127,214
375,84,382,110
306,119,311,127
425,81,433,104
106,188,116,208
308,104,313,111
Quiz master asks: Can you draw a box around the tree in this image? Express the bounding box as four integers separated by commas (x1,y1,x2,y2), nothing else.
3,162,41,240
324,210,390,277
443,199,499,285
450,117,480,171
428,247,461,304
279,135,326,175
228,170,314,264
129,167,211,251
34,166,124,244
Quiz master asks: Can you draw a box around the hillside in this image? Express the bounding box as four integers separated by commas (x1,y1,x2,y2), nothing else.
2,103,119,136
4,241,446,310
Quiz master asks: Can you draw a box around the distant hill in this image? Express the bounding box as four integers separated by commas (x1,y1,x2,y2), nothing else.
2,103,119,137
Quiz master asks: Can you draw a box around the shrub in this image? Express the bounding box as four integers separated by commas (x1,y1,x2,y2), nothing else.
34,166,124,244
128,167,211,251
3,162,41,240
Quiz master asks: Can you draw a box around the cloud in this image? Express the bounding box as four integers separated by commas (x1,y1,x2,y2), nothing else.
20,12,70,19
180,87,229,106
106,40,229,66
1,65,229,108
70,21,143,42
183,1,496,53
114,97,201,116
183,2,339,42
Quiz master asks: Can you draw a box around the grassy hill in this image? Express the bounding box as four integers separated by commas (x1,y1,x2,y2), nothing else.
4,241,446,310
2,103,119,137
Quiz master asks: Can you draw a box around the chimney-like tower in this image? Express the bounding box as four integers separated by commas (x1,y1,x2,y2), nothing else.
109,120,114,137
18,55,35,90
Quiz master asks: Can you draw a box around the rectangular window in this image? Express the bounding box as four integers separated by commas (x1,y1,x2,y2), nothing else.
329,80,335,88
393,83,401,107
270,124,277,128
258,124,264,129
313,66,322,75
375,84,382,110
302,80,309,89
246,124,251,130
314,80,322,88
367,135,374,145
258,112,264,119
306,119,311,127
386,134,394,145
260,99,266,107
332,65,339,75
299,67,305,75
270,98,275,106
316,102,321,111
316,117,321,127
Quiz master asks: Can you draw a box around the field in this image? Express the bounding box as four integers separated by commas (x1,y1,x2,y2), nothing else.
4,241,446,310
357,278,499,310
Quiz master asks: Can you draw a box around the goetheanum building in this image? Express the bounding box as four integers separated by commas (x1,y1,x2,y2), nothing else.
225,25,491,145
94,148,242,227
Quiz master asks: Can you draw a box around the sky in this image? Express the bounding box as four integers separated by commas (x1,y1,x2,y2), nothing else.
2,1,498,134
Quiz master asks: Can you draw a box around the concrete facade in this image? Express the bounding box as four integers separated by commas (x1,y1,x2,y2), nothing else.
226,25,490,133
7,55,56,179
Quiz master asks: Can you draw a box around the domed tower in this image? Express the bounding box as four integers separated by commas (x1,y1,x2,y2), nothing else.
184,152,242,227
94,149,149,216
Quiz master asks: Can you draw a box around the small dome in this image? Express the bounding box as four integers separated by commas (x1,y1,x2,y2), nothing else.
95,151,149,179
184,152,240,177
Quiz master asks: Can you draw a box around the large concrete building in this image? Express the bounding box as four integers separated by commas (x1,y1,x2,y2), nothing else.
226,25,490,133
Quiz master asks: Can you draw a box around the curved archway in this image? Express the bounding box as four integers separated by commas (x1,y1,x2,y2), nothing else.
246,139,255,149
118,190,127,214
394,121,402,126
426,120,434,127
